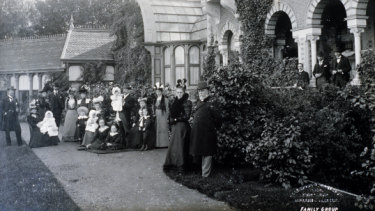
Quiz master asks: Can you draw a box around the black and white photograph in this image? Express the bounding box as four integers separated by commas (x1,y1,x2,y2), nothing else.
0,0,375,210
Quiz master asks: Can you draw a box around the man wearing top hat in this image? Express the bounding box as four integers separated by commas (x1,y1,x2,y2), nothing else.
331,49,351,88
1,87,23,146
49,83,65,126
189,81,222,177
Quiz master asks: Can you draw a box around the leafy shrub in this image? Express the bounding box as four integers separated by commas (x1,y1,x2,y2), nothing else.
245,115,312,189
351,49,375,209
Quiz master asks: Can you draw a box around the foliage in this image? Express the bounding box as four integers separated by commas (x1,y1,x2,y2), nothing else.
33,0,123,35
0,0,37,39
81,62,106,85
111,1,151,86
46,71,69,92
202,37,217,81
351,49,375,209
203,0,375,191
246,115,311,189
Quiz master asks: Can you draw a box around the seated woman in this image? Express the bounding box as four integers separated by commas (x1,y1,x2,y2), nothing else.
35,111,60,147
28,102,43,148
87,118,109,150
105,123,122,150
81,110,98,147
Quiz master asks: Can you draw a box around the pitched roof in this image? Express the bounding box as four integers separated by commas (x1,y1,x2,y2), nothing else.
0,34,66,73
61,27,115,61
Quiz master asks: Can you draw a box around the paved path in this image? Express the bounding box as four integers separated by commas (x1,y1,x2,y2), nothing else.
20,123,232,210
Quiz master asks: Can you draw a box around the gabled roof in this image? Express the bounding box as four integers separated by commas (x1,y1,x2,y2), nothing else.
0,34,66,73
61,27,116,62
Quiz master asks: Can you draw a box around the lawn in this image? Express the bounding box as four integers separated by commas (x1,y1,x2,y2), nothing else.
0,132,80,211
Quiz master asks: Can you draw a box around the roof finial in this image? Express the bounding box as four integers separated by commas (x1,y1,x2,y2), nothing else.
69,14,74,29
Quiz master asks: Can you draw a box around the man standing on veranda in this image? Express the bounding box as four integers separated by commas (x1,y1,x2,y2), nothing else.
189,81,222,177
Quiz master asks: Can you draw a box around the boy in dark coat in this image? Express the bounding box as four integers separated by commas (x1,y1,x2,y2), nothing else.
189,81,222,177
1,87,23,146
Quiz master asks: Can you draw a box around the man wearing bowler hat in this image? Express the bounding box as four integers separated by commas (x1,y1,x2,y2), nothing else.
1,87,23,146
189,81,222,177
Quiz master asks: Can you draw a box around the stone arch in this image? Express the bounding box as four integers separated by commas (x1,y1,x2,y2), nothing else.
265,2,297,36
306,0,351,26
353,0,370,16
219,21,239,46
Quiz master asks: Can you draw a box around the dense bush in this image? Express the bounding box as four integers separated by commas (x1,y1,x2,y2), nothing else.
351,50,375,209
203,0,375,193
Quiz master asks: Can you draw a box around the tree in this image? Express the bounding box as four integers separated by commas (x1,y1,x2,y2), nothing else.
0,0,37,39
111,0,151,86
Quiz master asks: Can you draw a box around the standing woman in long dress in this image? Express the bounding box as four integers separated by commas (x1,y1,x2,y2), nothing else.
153,83,169,148
62,88,79,142
163,86,192,171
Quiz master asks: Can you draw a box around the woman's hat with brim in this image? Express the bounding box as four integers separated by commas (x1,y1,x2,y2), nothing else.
77,106,89,115
79,85,89,94
197,81,209,91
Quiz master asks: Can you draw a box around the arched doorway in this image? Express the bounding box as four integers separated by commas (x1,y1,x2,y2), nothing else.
318,0,352,57
273,11,298,59
222,30,234,66
363,0,375,50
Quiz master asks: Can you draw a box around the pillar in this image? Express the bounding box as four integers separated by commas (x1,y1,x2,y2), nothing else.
14,74,20,100
6,74,12,88
28,73,34,102
350,27,365,85
171,45,176,87
308,35,320,87
184,45,189,86
38,73,43,91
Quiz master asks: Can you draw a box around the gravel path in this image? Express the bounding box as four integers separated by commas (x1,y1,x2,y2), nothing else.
20,123,232,210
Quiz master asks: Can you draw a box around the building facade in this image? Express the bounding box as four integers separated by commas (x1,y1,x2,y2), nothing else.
137,0,375,87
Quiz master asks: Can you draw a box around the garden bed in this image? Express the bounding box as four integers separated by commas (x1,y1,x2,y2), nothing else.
164,166,359,211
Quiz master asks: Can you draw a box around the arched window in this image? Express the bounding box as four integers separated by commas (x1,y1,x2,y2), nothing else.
175,46,185,82
189,46,200,85
164,47,171,85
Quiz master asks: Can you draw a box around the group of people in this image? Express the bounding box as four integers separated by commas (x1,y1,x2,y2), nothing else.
295,50,352,90
1,78,222,178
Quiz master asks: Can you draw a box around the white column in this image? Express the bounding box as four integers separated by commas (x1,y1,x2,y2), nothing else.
350,28,365,86
28,73,34,102
14,74,20,100
38,73,43,91
308,35,320,87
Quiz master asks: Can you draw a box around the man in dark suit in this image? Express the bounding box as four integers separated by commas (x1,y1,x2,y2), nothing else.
49,84,65,126
313,53,331,89
119,85,136,147
294,63,310,90
1,87,23,146
331,50,351,88
189,81,222,177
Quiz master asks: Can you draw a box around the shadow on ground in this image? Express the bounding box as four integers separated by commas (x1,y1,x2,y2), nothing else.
0,131,80,211
164,166,360,211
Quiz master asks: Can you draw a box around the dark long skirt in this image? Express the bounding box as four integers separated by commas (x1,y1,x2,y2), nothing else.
164,122,190,168
30,133,59,148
